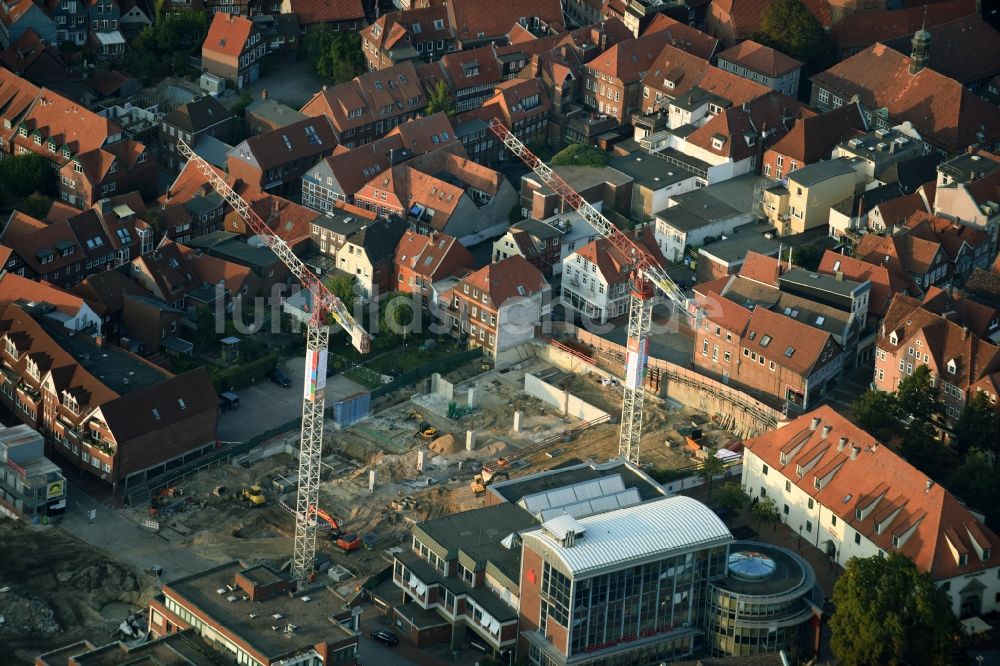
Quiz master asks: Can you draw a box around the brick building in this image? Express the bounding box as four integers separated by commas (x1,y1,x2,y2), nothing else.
226,116,336,194
0,301,218,494
394,230,474,299
447,255,549,357
873,293,1000,422
582,28,674,124
300,60,427,148
692,291,843,411
201,13,263,90
360,5,453,71
149,561,359,665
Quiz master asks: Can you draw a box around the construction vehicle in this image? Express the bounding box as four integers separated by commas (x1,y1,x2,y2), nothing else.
336,533,362,551
241,485,266,507
490,120,692,466
307,505,342,538
177,141,371,584
417,421,438,439
470,458,510,496
406,411,423,421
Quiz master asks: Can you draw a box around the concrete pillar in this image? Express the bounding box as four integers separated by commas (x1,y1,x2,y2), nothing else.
368,469,376,493
467,387,476,407
466,430,475,452
513,410,523,433
416,450,425,472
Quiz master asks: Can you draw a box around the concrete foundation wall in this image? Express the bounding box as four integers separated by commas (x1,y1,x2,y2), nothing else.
523,373,610,422
542,323,780,438
430,373,455,400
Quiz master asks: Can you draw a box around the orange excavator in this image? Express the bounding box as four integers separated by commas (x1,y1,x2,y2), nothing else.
308,505,362,552
470,458,510,496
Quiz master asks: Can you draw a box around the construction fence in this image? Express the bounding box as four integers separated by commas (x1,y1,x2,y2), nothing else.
545,323,780,438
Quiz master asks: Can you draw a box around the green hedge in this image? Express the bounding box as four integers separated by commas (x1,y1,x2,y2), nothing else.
211,353,278,392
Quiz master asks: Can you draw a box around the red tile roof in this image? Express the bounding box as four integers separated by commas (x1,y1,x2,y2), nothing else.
282,0,363,25
739,251,784,286
394,229,473,280
744,405,1000,580
743,306,836,376
461,255,547,308
904,212,990,263
0,271,88,317
830,0,976,52
767,103,865,165
642,14,718,61
586,29,675,83
881,294,1000,394
203,13,254,58
817,249,915,316
446,0,564,43
812,43,1000,153
716,39,803,77
883,14,1000,85
573,226,664,284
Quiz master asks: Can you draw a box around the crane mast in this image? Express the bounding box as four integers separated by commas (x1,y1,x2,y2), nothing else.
490,120,688,464
176,141,370,583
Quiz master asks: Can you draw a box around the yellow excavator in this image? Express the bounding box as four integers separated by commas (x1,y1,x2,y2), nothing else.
471,458,510,496
417,421,439,439
241,485,266,507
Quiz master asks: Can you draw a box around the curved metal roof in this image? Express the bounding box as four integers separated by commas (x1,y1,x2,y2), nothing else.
525,495,732,576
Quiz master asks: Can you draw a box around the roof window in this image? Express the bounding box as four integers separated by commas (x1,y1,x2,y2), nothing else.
784,347,795,358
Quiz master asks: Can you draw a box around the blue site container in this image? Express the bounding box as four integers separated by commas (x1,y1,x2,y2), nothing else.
333,392,371,427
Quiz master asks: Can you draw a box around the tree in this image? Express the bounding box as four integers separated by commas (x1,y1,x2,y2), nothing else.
550,144,609,167
425,80,456,117
897,364,940,423
305,27,365,84
380,291,416,342
325,274,358,314
120,11,208,83
954,391,999,456
751,496,781,531
15,193,52,219
853,390,902,440
946,451,1000,530
698,452,726,504
712,483,748,512
752,0,833,75
0,153,54,197
899,420,940,476
830,553,958,666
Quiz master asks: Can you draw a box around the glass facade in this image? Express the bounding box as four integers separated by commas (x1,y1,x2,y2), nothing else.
555,545,728,658
705,545,817,658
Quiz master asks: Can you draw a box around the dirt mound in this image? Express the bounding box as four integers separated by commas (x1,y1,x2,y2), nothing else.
0,520,154,665
429,433,459,454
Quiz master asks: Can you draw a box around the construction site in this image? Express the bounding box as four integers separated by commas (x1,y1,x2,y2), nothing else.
90,347,743,598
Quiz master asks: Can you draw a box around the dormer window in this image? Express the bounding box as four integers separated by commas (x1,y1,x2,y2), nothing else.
959,553,968,566
947,359,956,374
4,336,18,359
889,331,898,345
26,358,39,380
892,534,900,548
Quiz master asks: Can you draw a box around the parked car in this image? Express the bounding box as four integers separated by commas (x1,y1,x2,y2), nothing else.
270,368,292,388
370,630,399,646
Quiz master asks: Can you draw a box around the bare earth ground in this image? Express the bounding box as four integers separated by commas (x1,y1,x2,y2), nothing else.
0,520,154,665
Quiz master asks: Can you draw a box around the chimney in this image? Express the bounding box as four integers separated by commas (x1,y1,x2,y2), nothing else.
962,325,969,339
850,445,861,461
810,417,821,431
837,437,847,452
835,271,844,281
165,188,172,202
925,479,933,493
821,425,832,439
261,88,269,100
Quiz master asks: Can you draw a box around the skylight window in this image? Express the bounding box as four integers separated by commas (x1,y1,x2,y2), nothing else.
816,316,825,326
784,347,795,358
760,335,771,347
